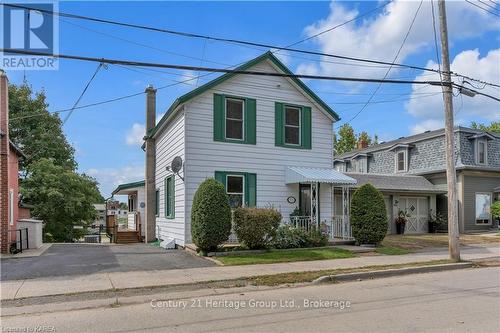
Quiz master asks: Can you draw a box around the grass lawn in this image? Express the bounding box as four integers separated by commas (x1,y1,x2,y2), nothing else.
216,248,356,266
375,246,412,255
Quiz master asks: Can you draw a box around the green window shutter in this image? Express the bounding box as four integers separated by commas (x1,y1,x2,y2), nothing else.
213,94,224,142
165,175,175,219
214,171,227,188
155,190,159,216
169,176,175,218
275,102,284,146
245,173,257,207
245,98,256,144
301,106,312,149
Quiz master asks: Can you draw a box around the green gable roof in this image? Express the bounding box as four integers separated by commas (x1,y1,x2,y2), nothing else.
149,51,340,138
112,180,145,195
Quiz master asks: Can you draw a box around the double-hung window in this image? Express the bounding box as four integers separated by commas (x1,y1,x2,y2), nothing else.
225,98,244,141
226,175,245,208
213,94,256,144
477,140,487,165
275,102,311,149
396,151,406,172
215,171,257,208
165,175,175,218
284,106,301,145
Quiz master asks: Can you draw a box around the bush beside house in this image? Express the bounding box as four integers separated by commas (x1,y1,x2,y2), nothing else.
191,178,232,253
350,183,388,245
272,225,328,249
233,207,281,249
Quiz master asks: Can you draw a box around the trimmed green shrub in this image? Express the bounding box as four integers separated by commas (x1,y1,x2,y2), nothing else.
492,201,500,218
350,183,388,245
271,225,328,249
233,207,281,249
191,178,232,252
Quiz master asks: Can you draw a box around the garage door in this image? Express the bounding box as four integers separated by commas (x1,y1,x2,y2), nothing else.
400,197,428,234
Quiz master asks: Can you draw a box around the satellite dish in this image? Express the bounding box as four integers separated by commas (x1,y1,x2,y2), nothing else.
171,156,184,181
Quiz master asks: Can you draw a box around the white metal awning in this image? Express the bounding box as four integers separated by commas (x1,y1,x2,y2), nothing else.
285,166,357,185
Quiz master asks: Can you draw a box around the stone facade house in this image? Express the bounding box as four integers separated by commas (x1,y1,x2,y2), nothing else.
334,127,500,233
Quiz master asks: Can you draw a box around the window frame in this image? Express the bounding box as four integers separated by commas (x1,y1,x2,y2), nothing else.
165,175,175,219
476,139,487,165
224,97,245,142
283,105,301,146
475,192,492,225
225,174,245,209
395,150,407,172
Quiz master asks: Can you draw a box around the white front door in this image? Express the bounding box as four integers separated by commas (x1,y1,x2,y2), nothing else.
400,197,429,234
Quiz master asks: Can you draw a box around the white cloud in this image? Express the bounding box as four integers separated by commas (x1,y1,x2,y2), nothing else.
298,1,499,78
125,123,146,146
125,113,165,146
86,165,144,197
407,48,500,133
179,70,199,86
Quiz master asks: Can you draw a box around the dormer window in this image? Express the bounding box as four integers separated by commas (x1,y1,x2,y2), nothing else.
476,139,487,165
396,150,407,172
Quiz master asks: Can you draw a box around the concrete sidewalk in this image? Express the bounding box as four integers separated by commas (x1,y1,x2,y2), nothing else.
1,244,498,301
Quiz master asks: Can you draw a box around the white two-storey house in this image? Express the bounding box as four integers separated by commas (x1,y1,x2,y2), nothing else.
148,51,356,247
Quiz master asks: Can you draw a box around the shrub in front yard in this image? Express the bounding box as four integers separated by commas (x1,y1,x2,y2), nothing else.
233,207,282,249
191,178,232,253
350,183,388,245
271,225,328,249
492,201,500,218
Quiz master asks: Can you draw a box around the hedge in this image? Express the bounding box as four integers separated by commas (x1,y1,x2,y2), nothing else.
350,183,388,245
233,207,281,249
191,178,232,252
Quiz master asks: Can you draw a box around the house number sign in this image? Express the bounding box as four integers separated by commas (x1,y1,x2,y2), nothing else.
287,196,296,204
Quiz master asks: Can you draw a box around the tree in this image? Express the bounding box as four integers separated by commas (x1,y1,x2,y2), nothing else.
8,82,76,173
119,202,128,210
334,124,357,155
357,131,372,146
350,184,388,245
471,121,500,133
21,159,102,242
191,179,232,253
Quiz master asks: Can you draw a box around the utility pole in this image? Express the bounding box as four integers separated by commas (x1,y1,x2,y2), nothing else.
438,0,460,261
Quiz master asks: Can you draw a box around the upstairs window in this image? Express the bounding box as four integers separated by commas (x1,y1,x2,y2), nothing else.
275,102,311,149
225,98,244,140
477,140,487,165
284,106,301,145
213,94,256,144
396,151,407,172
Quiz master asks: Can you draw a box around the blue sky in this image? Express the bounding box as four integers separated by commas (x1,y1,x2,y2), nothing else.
4,1,499,197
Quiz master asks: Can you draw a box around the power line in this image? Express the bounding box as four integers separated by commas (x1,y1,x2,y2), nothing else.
1,48,448,86
7,2,498,89
63,63,104,125
465,0,500,17
2,3,447,75
340,0,424,127
478,0,500,12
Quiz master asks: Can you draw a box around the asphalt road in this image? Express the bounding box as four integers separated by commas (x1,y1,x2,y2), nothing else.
0,243,213,280
1,267,498,332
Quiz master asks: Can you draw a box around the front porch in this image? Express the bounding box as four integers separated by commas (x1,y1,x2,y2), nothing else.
111,182,146,243
285,166,357,242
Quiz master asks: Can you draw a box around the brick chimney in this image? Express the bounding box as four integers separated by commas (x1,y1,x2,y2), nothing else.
144,85,156,243
0,70,10,253
357,139,369,150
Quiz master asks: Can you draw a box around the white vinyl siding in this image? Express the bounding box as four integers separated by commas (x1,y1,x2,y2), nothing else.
184,60,334,243
155,110,186,245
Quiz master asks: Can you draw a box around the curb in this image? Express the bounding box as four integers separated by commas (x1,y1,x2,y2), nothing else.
312,261,473,284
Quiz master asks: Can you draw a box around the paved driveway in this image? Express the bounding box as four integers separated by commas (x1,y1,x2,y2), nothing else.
0,243,214,281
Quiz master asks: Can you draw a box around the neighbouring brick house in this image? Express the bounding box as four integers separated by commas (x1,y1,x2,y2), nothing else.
334,127,500,233
1,70,27,253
